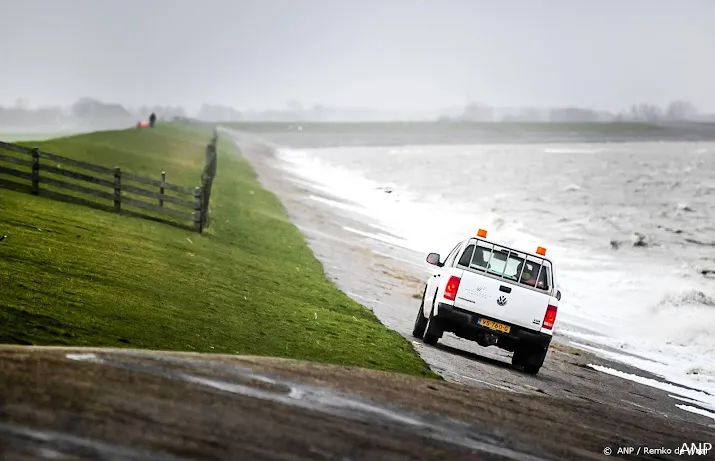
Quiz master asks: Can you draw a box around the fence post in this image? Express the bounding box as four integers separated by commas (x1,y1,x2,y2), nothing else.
201,178,211,229
113,167,122,211
31,148,40,195
193,186,203,233
205,143,213,175
200,140,217,229
159,171,166,207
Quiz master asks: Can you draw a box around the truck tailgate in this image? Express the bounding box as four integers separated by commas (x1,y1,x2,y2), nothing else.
453,270,550,332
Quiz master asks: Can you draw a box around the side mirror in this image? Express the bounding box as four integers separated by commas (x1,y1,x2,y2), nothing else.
556,290,562,301
426,252,442,267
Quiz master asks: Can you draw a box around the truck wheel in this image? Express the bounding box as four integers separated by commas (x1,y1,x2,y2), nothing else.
412,298,428,339
512,346,547,375
511,348,526,367
523,363,542,375
422,301,442,346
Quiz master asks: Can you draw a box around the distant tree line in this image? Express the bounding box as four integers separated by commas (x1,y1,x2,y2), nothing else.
127,105,188,122
0,97,136,129
455,100,708,123
1,97,713,127
0,99,407,125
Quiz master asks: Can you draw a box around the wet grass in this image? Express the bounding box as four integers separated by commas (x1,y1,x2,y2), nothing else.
0,131,90,143
0,124,436,378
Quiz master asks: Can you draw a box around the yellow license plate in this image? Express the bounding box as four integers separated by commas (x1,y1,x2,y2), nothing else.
478,318,511,333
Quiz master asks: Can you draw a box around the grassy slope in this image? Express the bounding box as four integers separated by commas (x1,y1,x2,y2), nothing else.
0,124,434,377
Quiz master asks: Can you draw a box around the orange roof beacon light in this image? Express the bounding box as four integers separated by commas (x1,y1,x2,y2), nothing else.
536,246,547,256
477,229,488,238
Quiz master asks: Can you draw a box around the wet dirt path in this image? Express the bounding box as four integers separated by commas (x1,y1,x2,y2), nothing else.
0,347,712,461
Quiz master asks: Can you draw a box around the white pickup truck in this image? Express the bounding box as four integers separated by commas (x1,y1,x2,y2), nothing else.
412,229,561,375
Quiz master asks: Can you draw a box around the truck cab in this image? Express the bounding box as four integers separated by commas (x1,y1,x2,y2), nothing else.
412,229,561,375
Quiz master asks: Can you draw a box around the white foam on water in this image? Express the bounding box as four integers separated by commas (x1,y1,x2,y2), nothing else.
669,394,715,413
587,363,715,420
275,145,715,403
277,148,547,256
343,226,414,251
543,147,607,154
675,404,715,420
578,342,715,394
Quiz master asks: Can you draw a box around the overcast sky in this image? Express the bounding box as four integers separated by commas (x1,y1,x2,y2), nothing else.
1,0,714,113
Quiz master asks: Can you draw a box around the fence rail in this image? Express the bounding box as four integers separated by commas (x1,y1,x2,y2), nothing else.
0,130,218,233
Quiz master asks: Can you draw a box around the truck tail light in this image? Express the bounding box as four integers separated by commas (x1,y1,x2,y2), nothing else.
543,304,558,330
444,276,461,301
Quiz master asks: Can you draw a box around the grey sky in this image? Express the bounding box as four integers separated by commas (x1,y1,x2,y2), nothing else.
1,0,714,113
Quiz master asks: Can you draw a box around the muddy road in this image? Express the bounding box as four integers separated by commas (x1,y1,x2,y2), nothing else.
0,347,712,461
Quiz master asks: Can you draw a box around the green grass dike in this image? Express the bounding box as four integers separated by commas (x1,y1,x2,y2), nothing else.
0,123,436,378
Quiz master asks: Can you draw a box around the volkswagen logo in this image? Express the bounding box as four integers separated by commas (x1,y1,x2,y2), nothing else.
496,296,508,306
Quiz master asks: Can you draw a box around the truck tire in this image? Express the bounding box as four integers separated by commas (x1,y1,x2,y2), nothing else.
512,346,547,375
412,298,428,339
422,297,442,346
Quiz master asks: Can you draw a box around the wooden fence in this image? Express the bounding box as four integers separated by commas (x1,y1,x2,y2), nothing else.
0,129,219,233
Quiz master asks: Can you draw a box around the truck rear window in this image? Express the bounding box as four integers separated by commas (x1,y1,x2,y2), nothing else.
459,241,552,292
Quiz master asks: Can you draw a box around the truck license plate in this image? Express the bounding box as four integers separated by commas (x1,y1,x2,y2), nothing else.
478,318,511,334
